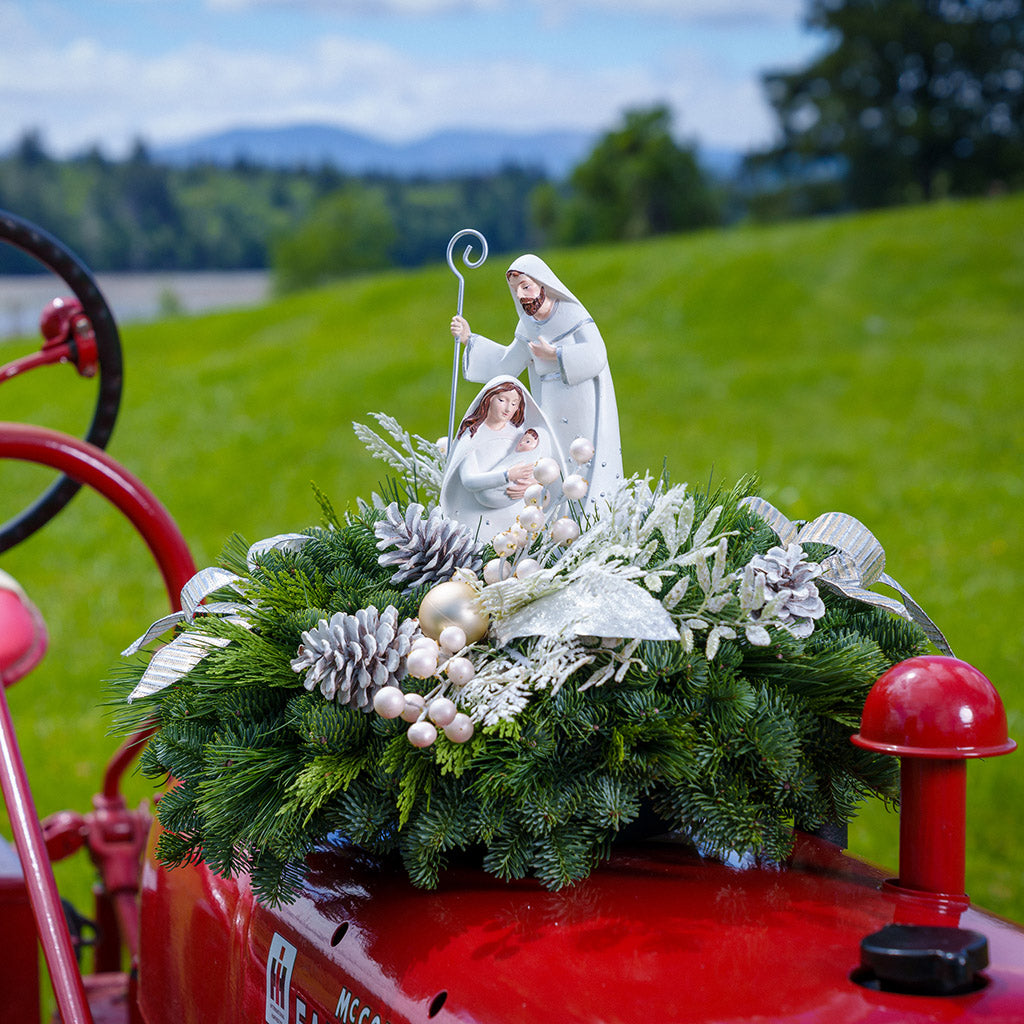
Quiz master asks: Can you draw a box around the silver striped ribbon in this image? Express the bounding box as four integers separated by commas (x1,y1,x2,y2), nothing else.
741,496,952,656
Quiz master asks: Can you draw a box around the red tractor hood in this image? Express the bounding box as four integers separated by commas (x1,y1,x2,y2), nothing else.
138,829,1024,1024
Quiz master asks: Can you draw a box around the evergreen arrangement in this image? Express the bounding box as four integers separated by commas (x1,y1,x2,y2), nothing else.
113,418,926,906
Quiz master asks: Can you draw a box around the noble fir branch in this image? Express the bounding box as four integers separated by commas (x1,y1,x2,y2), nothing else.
532,820,606,890
154,824,205,871
480,826,533,882
287,694,373,753
249,852,308,909
244,554,331,619
341,514,391,576
587,775,643,831
153,779,203,836
324,779,400,853
139,718,215,782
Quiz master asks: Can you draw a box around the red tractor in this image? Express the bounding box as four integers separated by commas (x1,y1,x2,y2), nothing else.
1,209,1023,1023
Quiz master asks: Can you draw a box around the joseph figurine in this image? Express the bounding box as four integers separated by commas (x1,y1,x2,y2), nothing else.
449,254,623,507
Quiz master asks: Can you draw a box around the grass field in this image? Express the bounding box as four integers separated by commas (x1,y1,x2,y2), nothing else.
2,192,1023,927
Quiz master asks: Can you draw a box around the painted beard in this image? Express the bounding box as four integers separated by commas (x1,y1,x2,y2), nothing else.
519,287,546,317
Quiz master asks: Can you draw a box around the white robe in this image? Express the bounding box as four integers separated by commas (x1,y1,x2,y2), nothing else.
462,254,623,506
441,375,563,538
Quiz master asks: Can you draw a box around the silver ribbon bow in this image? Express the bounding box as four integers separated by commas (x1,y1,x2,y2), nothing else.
740,496,952,656
123,533,312,701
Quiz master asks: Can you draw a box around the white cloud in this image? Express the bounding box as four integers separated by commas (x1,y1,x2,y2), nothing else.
205,0,800,20
0,2,790,157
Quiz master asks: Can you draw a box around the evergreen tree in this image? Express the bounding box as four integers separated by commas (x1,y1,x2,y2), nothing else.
758,0,1024,209
549,105,720,244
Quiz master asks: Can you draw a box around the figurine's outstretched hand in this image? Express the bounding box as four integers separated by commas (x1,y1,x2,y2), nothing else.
451,315,471,344
528,337,556,360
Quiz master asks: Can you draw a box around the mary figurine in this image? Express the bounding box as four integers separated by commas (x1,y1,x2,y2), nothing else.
441,375,563,538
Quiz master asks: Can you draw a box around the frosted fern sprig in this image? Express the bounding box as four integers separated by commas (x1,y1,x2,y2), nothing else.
353,413,445,506
452,635,597,726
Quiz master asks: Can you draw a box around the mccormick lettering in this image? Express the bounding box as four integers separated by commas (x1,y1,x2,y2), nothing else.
334,986,389,1024
265,933,298,1024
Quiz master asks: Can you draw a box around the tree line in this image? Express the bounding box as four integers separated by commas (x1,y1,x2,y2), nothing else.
0,134,551,282
2,0,1021,290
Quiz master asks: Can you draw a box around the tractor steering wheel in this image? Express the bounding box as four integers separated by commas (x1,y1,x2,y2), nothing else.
0,209,123,553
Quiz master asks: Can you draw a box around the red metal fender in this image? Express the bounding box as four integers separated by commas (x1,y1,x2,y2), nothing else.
137,828,1024,1024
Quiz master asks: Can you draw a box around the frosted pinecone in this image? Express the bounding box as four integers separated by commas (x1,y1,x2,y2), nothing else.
743,544,826,639
375,502,482,589
290,605,418,710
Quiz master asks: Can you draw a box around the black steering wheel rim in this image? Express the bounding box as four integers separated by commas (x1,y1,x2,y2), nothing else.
0,209,123,552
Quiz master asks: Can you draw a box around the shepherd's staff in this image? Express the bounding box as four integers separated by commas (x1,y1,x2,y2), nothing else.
445,228,488,455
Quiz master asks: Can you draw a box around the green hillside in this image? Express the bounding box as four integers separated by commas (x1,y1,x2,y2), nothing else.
2,193,1022,923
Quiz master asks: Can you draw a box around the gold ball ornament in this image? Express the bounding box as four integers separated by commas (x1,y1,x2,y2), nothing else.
417,581,490,644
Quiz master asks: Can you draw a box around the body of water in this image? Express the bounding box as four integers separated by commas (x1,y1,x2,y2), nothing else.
0,270,271,340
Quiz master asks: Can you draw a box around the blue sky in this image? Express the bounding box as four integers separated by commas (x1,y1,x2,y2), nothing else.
1,0,825,158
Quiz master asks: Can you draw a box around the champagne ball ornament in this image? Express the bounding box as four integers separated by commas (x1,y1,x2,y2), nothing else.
515,557,541,578
418,581,489,644
439,625,467,654
401,693,426,723
518,506,545,533
509,524,529,548
372,686,406,719
483,558,512,584
445,656,476,686
524,483,552,509
407,721,437,748
428,697,457,727
444,713,475,744
551,517,581,544
561,474,589,501
492,532,517,557
569,437,595,464
406,646,439,679
533,458,561,485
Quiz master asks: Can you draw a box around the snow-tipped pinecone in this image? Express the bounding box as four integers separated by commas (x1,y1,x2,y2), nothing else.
375,502,482,589
290,605,419,710
744,543,826,639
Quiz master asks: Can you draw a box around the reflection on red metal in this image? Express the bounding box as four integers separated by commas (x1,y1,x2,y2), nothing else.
0,585,47,687
853,656,1016,902
40,296,81,347
138,829,1024,1024
0,342,75,385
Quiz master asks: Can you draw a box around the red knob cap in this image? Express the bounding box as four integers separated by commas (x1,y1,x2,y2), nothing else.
852,656,1015,759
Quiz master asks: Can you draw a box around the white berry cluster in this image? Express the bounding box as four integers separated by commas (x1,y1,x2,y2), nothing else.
370,624,476,748
482,436,595,585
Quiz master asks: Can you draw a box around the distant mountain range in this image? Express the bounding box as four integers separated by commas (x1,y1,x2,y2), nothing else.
155,123,743,180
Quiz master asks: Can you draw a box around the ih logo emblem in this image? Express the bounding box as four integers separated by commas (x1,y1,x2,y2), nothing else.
266,933,298,1024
